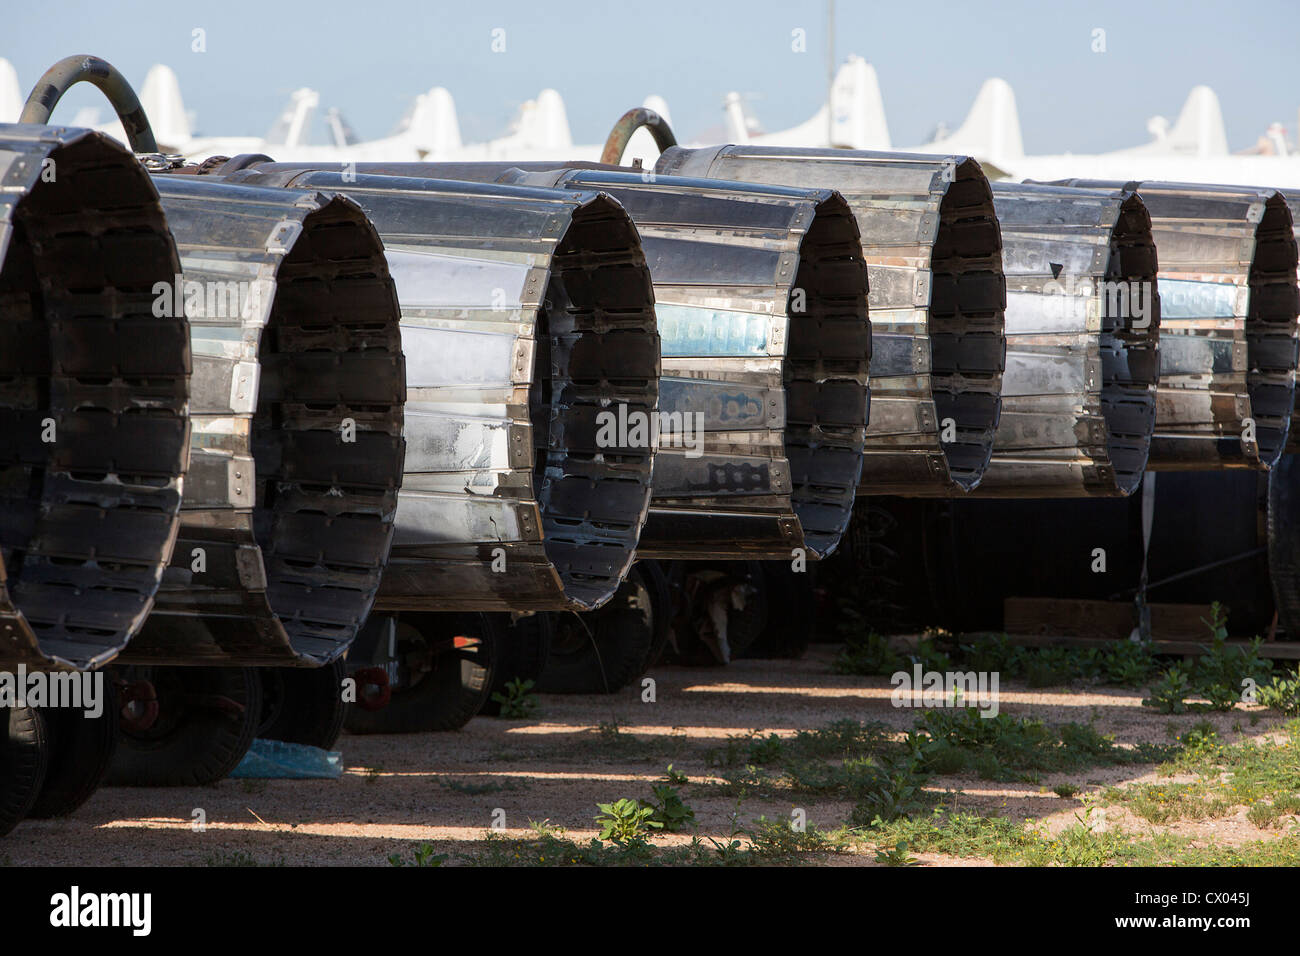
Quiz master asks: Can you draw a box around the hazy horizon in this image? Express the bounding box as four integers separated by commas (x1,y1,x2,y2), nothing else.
6,0,1296,153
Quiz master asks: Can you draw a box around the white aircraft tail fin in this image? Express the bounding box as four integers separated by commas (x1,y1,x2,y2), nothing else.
1117,85,1228,158
0,58,21,123
723,91,751,143
396,86,461,155
515,88,572,150
830,56,890,149
925,77,1023,164
325,108,359,147
1165,86,1228,157
139,64,191,147
266,88,319,147
719,56,889,149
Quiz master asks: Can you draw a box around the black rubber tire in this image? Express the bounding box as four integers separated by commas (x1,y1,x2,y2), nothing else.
345,612,498,734
106,666,261,787
538,566,655,694
28,682,120,818
745,562,815,659
1,704,48,837
257,659,347,750
480,613,553,716
636,560,673,674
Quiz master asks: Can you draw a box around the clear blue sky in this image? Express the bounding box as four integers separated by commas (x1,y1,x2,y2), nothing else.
7,0,1297,152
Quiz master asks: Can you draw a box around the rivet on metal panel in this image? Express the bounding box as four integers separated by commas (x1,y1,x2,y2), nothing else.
229,360,260,413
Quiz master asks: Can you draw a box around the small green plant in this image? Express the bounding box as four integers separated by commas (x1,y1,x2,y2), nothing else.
1179,720,1218,752
642,784,695,832
1191,604,1273,710
747,818,849,860
849,756,931,824
388,843,447,867
1257,673,1300,716
874,841,920,866
1054,783,1080,799
663,764,689,786
1144,663,1193,714
706,804,751,864
747,733,785,765
595,797,662,847
833,631,903,675
490,678,539,718
1051,808,1111,866
1247,802,1282,829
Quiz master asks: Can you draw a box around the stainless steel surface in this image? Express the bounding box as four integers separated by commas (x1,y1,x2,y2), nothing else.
968,182,1161,496
1052,180,1299,469
121,176,406,665
655,145,1006,494
0,124,189,669
222,166,661,610
317,161,871,560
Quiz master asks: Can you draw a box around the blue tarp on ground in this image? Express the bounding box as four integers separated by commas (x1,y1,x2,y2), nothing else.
230,738,343,779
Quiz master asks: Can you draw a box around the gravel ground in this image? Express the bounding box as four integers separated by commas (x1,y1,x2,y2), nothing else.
1,644,1291,866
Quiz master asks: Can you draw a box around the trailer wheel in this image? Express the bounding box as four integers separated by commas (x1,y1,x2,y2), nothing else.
539,565,655,694
481,613,553,716
637,560,673,674
257,659,347,750
744,562,815,659
106,666,261,787
1,705,48,837
28,683,119,818
345,612,497,734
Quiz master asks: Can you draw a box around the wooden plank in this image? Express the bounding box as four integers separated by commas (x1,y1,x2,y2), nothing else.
960,629,1300,661
1003,597,1215,642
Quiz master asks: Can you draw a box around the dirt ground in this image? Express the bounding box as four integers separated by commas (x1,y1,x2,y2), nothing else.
1,644,1291,866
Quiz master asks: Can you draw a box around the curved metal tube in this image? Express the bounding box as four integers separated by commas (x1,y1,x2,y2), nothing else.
283,161,872,560
968,182,1161,496
220,167,661,611
120,178,407,665
600,108,679,166
18,55,159,153
0,125,189,669
1053,179,1300,470
656,145,1006,494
